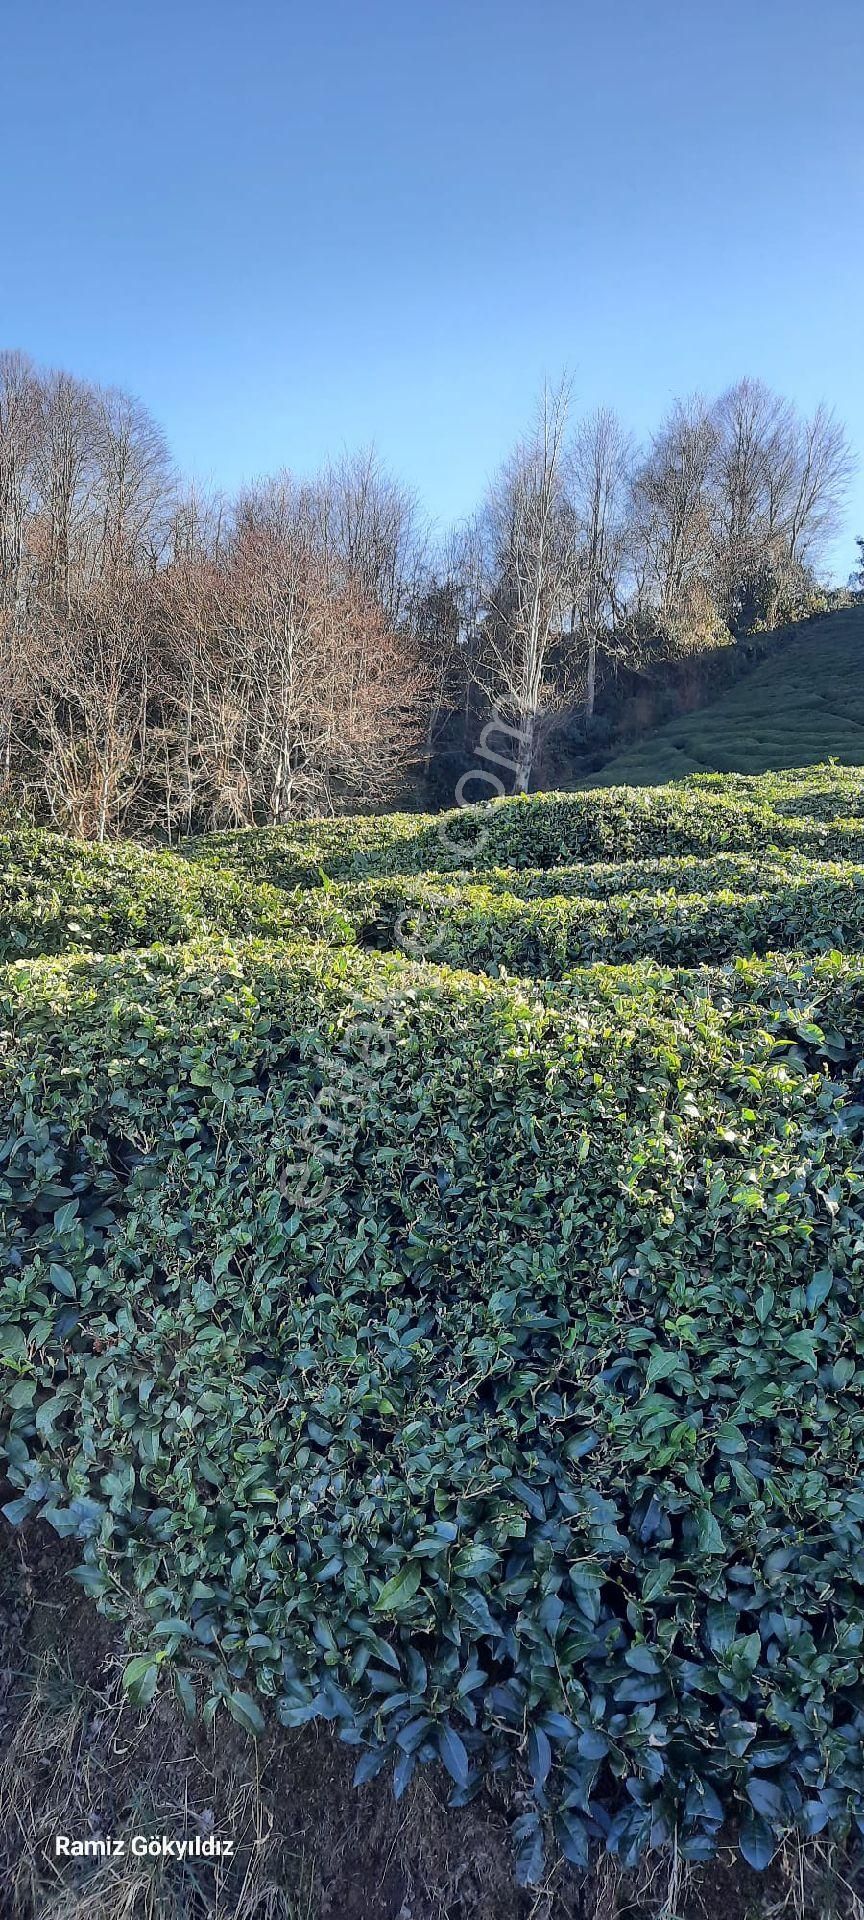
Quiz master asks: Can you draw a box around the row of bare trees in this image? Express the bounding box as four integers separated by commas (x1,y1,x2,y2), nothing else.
420,375,854,790
0,352,429,837
0,348,854,832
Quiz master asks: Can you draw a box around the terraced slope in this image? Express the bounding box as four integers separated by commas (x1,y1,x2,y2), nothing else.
3,765,864,1892
589,603,864,786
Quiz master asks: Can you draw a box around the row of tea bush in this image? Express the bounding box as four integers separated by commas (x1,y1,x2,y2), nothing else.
5,829,864,975
183,773,864,889
2,939,864,1877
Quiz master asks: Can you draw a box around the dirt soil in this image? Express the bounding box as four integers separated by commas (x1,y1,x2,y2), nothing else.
0,1520,861,1920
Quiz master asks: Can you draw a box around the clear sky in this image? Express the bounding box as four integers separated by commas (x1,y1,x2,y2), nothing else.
3,0,863,576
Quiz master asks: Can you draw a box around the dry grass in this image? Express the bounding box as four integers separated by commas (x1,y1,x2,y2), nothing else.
0,1645,313,1920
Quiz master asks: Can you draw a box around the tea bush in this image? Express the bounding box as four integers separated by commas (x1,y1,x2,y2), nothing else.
319,860,864,973
3,940,864,1880
444,851,820,901
0,831,350,960
681,766,864,822
182,775,864,890
5,763,864,1886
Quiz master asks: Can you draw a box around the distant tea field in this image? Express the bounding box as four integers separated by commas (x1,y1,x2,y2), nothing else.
590,605,864,785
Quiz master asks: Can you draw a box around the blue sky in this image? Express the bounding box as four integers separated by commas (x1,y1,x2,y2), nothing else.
3,0,863,575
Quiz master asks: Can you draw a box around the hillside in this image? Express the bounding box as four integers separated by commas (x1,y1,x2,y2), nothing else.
4,768,864,1919
587,604,864,787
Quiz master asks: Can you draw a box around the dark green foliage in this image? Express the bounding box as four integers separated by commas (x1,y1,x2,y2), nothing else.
5,761,864,1885
3,941,864,1876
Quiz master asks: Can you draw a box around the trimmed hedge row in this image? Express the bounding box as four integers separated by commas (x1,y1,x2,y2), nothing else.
183,780,864,891
456,851,817,901
3,941,864,1878
325,862,864,973
0,831,348,961
8,832,864,978
681,766,864,822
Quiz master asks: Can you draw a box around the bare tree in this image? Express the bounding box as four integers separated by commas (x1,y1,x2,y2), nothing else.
708,384,854,628
315,448,426,630
709,379,796,629
153,517,224,839
92,386,176,579
786,403,855,567
413,516,490,777
712,380,794,544
32,575,154,841
630,397,718,638
33,368,102,612
477,378,574,791
0,350,40,620
0,607,36,795
159,477,428,830
566,407,633,716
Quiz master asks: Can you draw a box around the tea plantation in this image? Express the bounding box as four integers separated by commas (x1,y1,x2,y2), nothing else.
3,764,864,1888
591,605,864,786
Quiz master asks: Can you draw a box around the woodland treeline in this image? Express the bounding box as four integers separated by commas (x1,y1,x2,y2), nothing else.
0,349,854,837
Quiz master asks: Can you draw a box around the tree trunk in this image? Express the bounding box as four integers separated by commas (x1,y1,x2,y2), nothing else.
512,710,536,793
585,632,597,719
